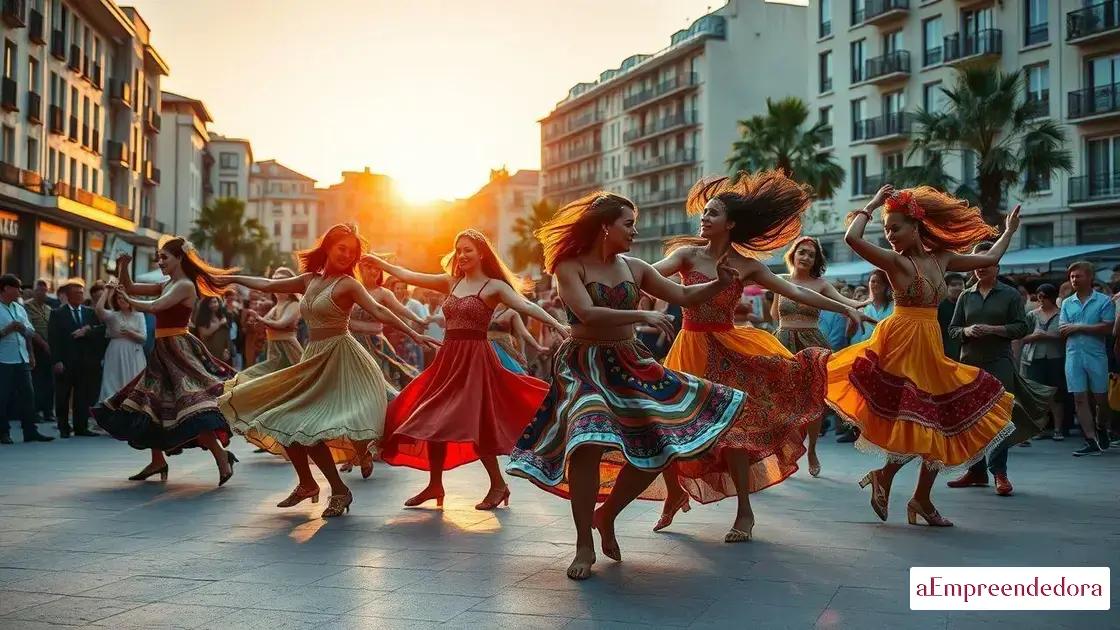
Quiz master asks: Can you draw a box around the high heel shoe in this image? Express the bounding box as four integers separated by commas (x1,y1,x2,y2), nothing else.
404,486,445,508
218,451,237,487
858,470,889,521
321,492,353,517
360,455,374,479
724,524,754,543
129,463,168,481
277,485,320,508
474,486,510,510
652,493,691,532
906,499,953,527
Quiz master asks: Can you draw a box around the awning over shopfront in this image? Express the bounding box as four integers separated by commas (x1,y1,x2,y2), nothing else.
823,260,875,282
999,244,1120,274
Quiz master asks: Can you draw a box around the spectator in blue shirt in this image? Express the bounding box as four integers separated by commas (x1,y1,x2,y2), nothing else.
1059,261,1114,456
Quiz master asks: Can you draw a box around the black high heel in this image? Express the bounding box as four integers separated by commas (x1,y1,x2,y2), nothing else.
129,463,169,481
219,451,237,486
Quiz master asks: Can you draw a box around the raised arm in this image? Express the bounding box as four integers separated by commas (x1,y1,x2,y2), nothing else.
491,282,569,337
342,278,437,348
651,247,690,278
844,186,905,273
117,280,195,314
554,259,649,328
94,285,111,322
373,286,426,328
213,273,312,294
942,205,1021,272
816,280,869,309
745,261,870,327
115,253,163,296
632,256,732,308
362,253,452,293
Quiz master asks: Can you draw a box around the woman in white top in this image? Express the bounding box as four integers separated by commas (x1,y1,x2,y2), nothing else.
96,286,148,402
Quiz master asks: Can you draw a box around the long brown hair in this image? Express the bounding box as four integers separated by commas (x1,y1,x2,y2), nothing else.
297,224,367,277
879,186,998,253
159,235,236,297
441,229,525,293
536,191,635,273
666,170,811,257
783,235,827,278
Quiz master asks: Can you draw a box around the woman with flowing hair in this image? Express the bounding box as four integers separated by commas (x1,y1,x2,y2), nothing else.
93,236,239,485
216,224,440,517
833,184,1020,527
363,229,568,510
506,192,747,581
644,171,871,542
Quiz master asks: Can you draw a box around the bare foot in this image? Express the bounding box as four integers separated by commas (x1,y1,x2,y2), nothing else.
592,507,621,562
567,546,596,580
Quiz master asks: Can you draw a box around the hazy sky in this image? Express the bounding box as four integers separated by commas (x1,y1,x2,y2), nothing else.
124,0,764,201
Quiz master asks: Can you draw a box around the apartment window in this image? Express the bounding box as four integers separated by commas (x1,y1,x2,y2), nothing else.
1085,136,1120,200
49,72,59,107
884,151,904,174
68,158,76,187
1025,163,1051,192
81,164,87,190
1024,0,1047,46
883,30,903,54
883,90,905,116
1024,223,1053,248
851,0,866,26
852,155,868,196
219,181,238,197
922,81,944,113
28,57,40,94
819,51,833,93
819,0,832,38
850,39,865,83
922,17,943,67
962,7,994,40
273,222,281,237
3,40,14,80
1025,63,1049,117
48,148,55,180
1087,53,1120,91
851,98,865,140
57,152,64,183
1,126,14,163
26,137,38,172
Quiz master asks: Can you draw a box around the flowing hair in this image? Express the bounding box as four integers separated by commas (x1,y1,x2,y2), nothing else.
297,224,368,277
666,170,811,258
159,235,237,298
441,229,526,293
536,191,635,273
876,186,998,253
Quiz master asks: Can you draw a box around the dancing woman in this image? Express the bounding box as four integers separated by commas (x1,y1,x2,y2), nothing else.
772,236,868,477
647,172,871,541
93,238,238,485
831,185,1020,527
348,258,422,391
364,229,568,510
217,224,440,517
225,267,303,388
489,304,549,373
506,192,747,581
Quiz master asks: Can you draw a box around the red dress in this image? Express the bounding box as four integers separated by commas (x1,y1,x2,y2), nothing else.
380,281,549,470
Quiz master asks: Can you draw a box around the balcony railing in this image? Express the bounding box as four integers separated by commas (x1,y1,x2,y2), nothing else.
1,0,26,28
818,126,834,149
0,161,44,194
0,77,16,112
944,29,1003,64
923,46,943,67
26,91,41,124
543,173,601,196
1026,91,1050,118
55,182,133,220
1070,172,1120,204
544,140,602,168
623,111,698,144
1067,2,1120,42
28,8,43,43
110,80,132,108
67,44,80,72
819,20,831,38
139,215,166,232
50,30,64,60
855,112,912,142
48,105,63,134
67,116,78,142
657,221,697,237
1025,23,1049,46
1069,82,1120,119
863,0,909,26
864,50,910,82
542,109,603,142
635,188,688,207
623,149,697,177
623,73,699,110
107,141,128,167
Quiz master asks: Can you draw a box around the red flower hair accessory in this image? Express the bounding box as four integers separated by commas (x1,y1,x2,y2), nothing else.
884,190,925,220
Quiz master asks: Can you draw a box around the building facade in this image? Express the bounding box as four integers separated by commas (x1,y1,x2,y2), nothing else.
156,90,210,237
805,0,1120,266
247,159,318,255
538,0,807,261
204,132,251,206
0,0,168,285
462,168,538,270
316,166,395,236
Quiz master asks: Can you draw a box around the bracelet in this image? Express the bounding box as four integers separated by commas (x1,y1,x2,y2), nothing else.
852,209,873,221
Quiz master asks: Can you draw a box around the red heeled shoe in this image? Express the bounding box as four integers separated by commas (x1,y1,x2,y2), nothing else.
404,486,445,508
475,486,510,510
277,485,320,508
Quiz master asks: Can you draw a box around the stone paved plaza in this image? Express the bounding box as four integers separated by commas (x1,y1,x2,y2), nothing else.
0,431,1116,629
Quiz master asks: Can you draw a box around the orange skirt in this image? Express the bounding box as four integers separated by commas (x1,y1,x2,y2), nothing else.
641,322,828,503
826,306,1014,469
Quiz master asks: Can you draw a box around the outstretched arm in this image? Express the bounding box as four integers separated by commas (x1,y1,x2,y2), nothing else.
942,205,1021,272
633,256,734,307
116,280,195,314
115,254,163,296
844,185,905,273
816,281,868,309
373,286,426,328
94,285,111,321
213,273,311,294
491,282,568,337
343,279,438,348
746,262,871,328
651,247,690,278
361,254,452,293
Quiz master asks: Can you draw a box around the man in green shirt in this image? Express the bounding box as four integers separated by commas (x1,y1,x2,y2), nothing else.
22,280,56,423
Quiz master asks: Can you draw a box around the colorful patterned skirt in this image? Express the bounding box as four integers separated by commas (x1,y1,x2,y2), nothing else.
219,332,389,465
356,333,419,391
776,325,830,352
489,331,528,374
225,336,303,389
826,306,1014,469
92,331,235,455
507,337,745,501
380,329,549,471
642,323,829,504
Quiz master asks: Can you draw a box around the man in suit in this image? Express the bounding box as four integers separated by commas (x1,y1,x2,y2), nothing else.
48,278,104,438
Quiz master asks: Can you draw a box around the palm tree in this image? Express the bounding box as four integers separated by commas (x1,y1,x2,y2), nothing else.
726,96,845,199
189,197,271,268
895,65,1072,225
241,221,292,274
509,199,556,273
